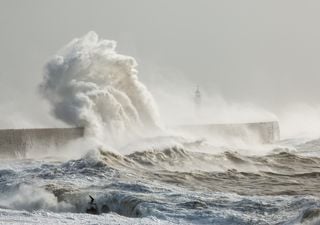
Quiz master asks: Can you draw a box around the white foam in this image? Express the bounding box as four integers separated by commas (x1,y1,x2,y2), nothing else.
40,31,161,147
0,184,73,212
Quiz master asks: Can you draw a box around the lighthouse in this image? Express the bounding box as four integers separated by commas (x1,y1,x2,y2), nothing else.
194,86,201,116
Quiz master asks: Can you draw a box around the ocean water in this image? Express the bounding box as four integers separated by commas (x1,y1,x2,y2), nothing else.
0,136,320,225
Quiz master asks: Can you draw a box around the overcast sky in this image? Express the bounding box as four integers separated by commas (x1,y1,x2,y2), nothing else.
0,0,320,126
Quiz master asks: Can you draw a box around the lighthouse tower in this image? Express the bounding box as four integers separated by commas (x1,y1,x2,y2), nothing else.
194,86,201,116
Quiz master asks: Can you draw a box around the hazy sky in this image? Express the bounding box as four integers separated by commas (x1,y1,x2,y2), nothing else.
1,0,320,126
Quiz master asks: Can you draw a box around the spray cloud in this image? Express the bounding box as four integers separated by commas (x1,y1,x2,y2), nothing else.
40,31,161,145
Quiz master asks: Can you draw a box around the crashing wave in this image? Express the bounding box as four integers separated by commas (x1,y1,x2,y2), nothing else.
40,31,161,146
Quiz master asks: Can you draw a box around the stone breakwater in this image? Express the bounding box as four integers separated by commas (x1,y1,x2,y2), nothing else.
177,121,280,144
0,121,280,158
0,127,84,157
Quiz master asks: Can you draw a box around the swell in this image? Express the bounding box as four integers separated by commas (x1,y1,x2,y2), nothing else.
1,146,320,222
2,141,320,215
91,146,320,196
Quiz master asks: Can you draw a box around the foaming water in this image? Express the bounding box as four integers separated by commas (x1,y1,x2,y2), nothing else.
0,131,316,223
1,134,320,224
40,31,161,147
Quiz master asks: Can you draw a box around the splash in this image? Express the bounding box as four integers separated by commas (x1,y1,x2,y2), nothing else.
0,184,74,212
40,32,161,145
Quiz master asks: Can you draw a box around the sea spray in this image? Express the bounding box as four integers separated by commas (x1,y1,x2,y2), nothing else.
0,184,74,212
40,31,161,146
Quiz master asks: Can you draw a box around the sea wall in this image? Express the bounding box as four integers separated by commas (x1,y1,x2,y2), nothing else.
177,121,280,144
0,121,280,158
0,127,84,158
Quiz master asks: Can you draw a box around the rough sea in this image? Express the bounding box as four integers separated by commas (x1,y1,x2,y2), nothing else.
0,135,319,225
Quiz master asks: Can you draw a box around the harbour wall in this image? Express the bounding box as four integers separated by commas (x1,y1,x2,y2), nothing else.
176,121,280,144
0,121,279,158
0,127,84,158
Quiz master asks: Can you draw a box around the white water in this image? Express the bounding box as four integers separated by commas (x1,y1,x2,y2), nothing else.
40,31,161,147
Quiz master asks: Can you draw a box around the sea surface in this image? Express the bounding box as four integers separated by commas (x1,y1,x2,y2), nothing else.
0,135,319,225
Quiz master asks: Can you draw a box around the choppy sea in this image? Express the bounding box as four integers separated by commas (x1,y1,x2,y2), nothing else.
0,135,319,225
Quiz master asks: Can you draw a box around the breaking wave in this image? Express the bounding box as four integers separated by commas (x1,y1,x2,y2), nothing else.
40,31,161,146
1,136,320,224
